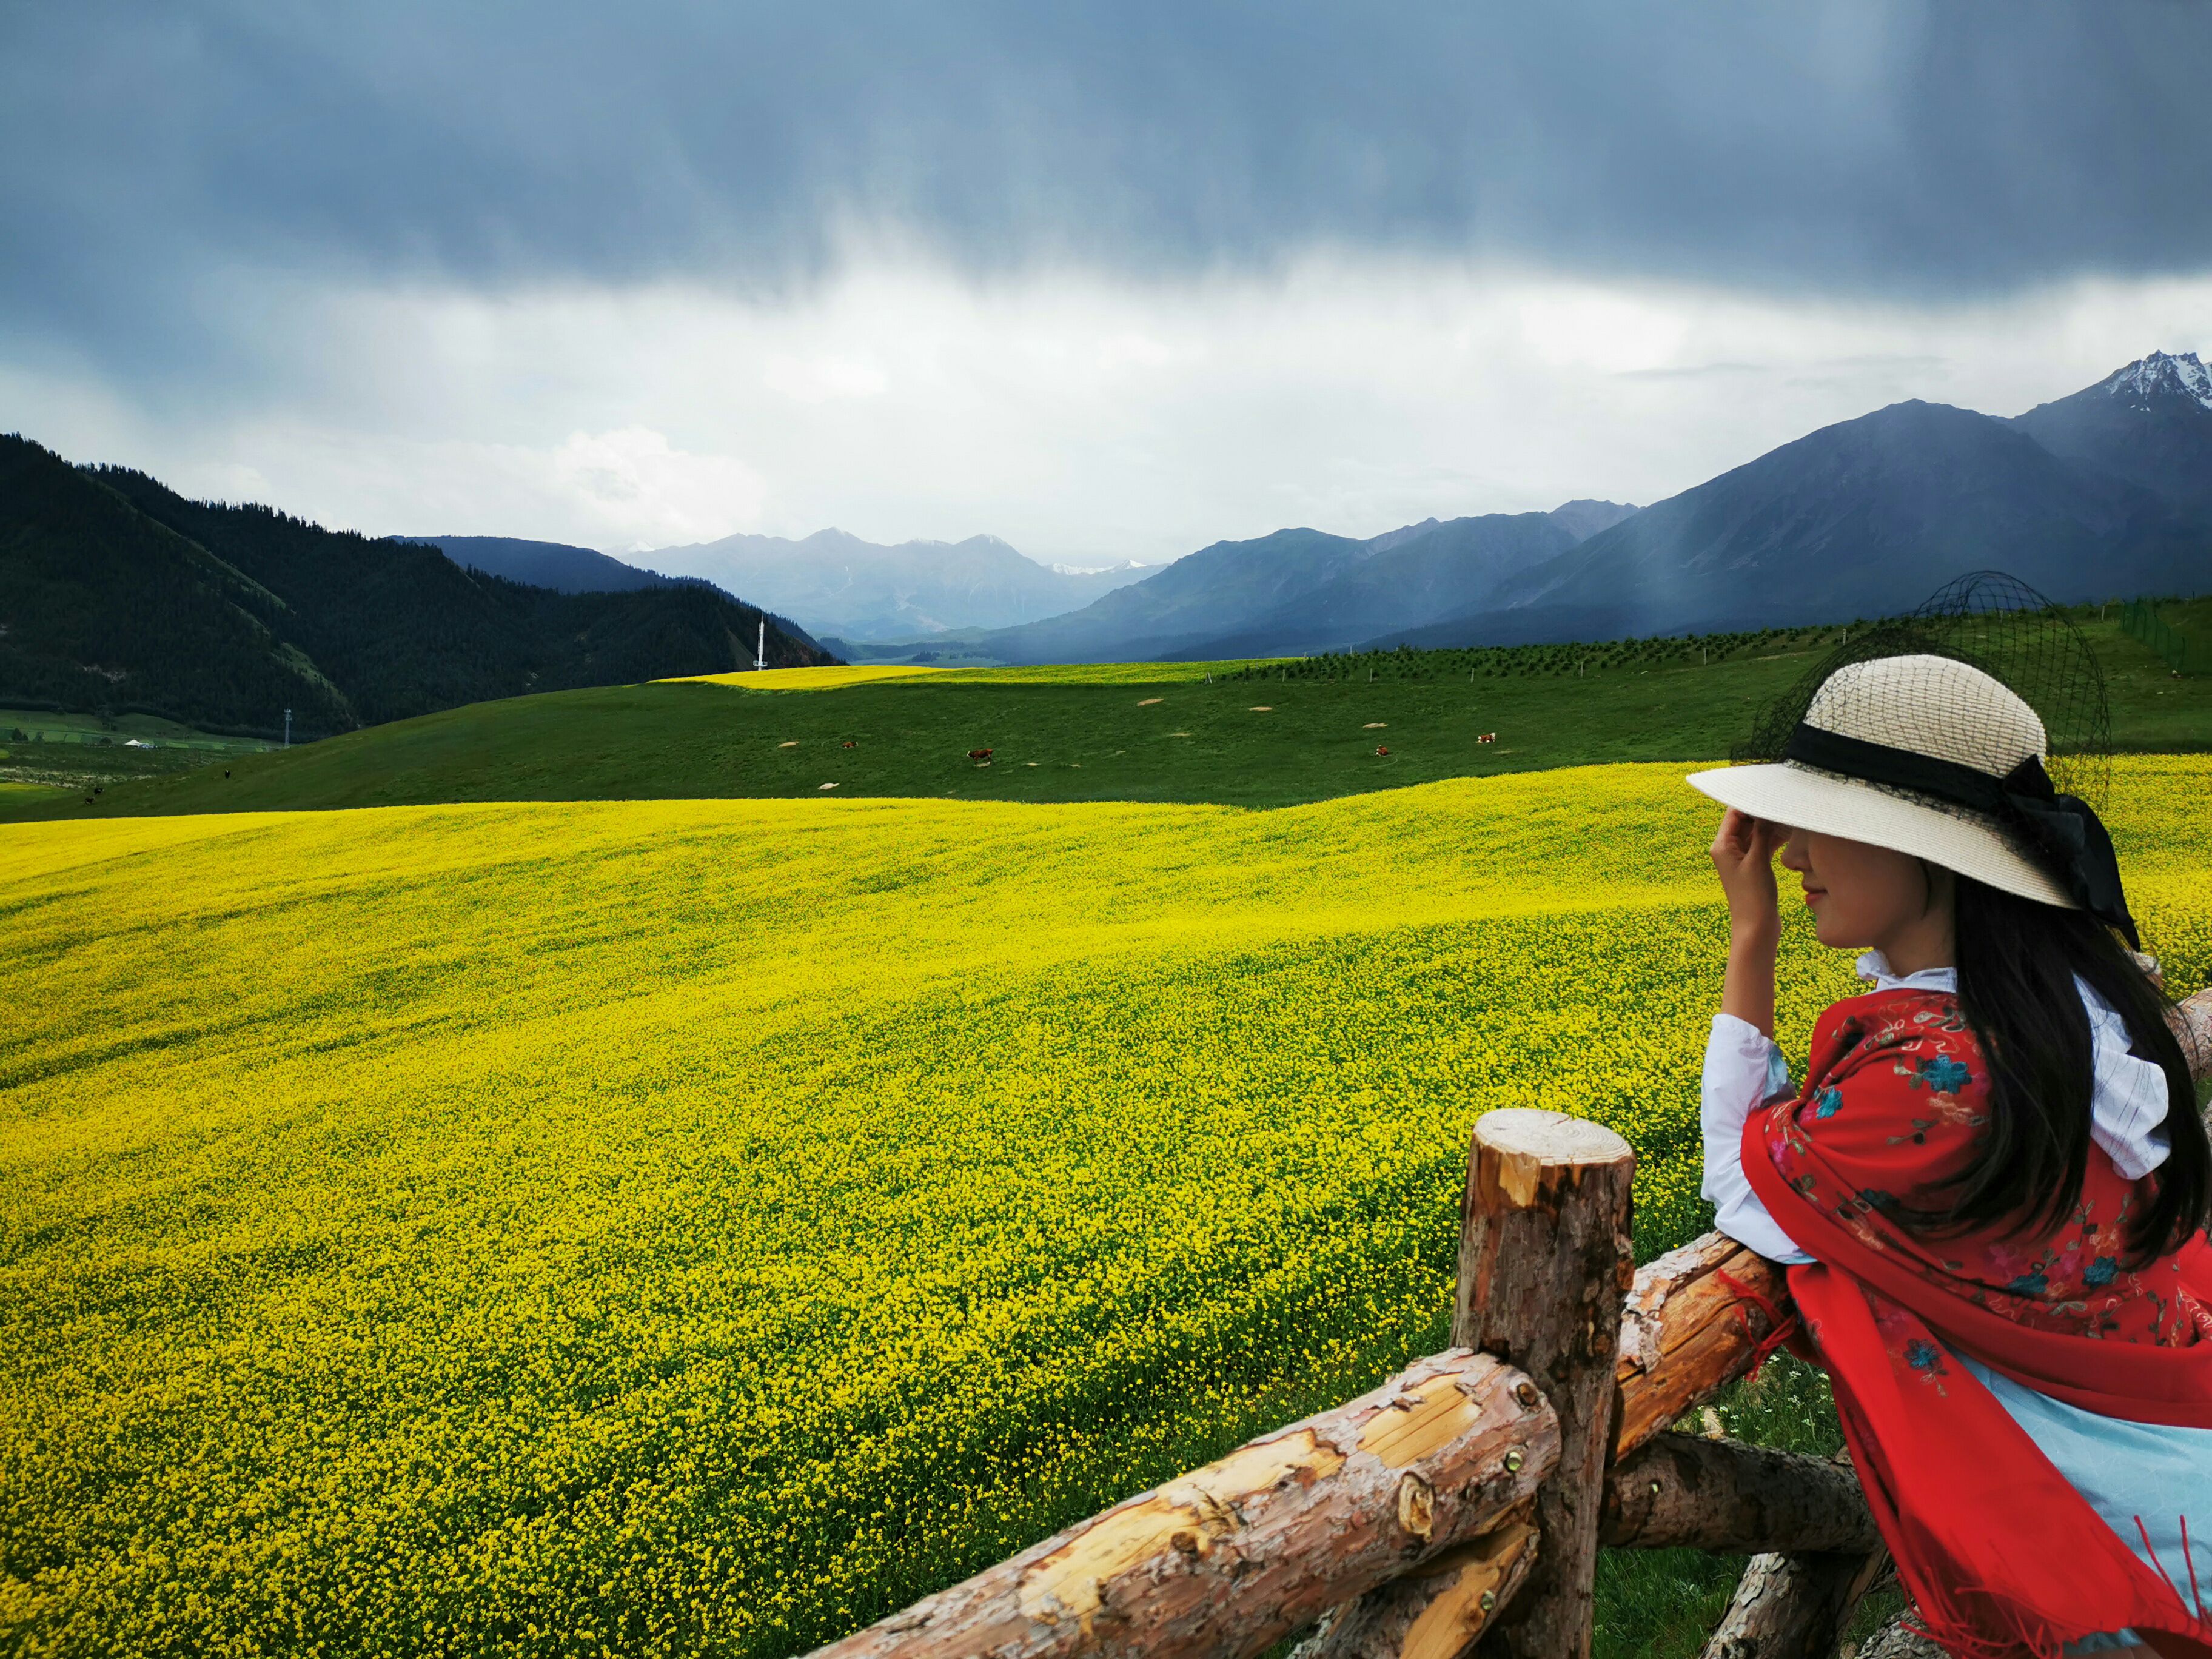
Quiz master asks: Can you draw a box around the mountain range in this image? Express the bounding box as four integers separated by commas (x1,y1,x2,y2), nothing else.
626,528,1157,640
9,350,2208,736
0,438,831,739
952,350,2212,662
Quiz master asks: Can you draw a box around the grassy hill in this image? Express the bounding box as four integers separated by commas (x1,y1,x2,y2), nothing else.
10,599,2210,823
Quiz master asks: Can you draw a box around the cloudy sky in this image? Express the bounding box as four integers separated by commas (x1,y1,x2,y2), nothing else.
4,2,2210,569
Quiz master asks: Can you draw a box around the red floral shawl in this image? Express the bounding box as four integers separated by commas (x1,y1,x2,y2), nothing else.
1740,986,2212,1657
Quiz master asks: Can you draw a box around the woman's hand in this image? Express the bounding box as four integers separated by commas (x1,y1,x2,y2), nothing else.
1710,808,1785,948
1712,809,1785,1036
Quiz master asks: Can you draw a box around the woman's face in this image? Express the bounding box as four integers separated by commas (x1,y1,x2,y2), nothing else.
1777,826,1954,962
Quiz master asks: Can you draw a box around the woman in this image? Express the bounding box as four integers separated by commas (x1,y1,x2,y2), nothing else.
1689,651,2212,1657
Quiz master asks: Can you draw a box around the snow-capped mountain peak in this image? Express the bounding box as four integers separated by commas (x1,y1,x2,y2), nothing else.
2099,349,2212,412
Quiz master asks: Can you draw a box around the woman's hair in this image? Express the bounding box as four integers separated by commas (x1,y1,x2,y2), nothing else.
1945,875,2210,1263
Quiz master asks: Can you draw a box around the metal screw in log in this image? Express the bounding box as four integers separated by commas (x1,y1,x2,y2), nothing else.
805,1348,1560,1659
1307,1108,1635,1659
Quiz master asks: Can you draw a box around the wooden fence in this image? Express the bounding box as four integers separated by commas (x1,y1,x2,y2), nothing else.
808,989,2212,1659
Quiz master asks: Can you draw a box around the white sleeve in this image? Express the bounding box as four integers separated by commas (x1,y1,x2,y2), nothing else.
2078,977,2173,1181
1700,1013,1816,1265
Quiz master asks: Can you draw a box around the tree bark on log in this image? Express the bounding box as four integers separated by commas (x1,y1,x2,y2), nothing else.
1598,1435,1878,1555
2172,986,2212,1088
1858,1611,1947,1659
1446,1109,1638,1659
1293,1519,1540,1659
1614,1232,1792,1461
805,1349,1559,1659
1698,1549,1891,1659
1301,1111,1635,1659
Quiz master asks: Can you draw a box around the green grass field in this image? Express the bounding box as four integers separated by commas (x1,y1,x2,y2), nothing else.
0,706,274,801
12,600,2208,824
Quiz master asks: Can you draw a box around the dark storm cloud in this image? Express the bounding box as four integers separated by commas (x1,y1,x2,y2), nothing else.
4,0,2208,367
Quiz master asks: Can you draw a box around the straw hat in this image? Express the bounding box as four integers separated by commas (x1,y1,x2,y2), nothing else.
1686,653,2077,908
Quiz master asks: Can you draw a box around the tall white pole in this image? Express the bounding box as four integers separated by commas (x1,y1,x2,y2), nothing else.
754,618,766,671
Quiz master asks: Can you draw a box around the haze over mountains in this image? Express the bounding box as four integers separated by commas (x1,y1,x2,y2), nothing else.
400,351,2208,668
7,351,2207,740
949,350,2212,662
635,529,1158,640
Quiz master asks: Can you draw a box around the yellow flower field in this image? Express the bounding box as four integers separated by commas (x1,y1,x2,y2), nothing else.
660,665,945,690
664,660,1290,690
3,759,2208,1658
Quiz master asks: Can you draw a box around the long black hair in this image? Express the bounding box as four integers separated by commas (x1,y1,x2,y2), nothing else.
1943,876,2210,1264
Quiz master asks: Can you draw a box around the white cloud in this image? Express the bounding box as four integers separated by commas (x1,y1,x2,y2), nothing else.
541,428,766,546
760,354,891,404
5,258,2209,566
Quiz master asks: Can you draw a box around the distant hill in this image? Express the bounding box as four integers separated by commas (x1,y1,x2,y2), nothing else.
636,526,1158,638
971,500,1634,663
406,535,674,594
0,436,834,739
1544,499,1641,541
972,526,1375,662
1170,512,1590,659
1378,391,2210,649
2011,349,2212,519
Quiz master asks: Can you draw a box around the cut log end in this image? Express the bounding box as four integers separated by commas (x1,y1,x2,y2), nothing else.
1469,1110,1635,1210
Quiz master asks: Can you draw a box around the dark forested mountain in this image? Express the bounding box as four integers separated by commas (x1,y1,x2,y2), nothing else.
1371,398,2207,649
636,526,1157,638
406,535,675,595
0,437,832,737
2011,350,2212,518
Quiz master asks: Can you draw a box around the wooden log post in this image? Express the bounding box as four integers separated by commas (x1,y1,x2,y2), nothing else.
1457,1111,1635,1659
1697,1549,1891,1659
806,1348,1560,1659
1598,1435,1877,1555
1310,1109,1635,1659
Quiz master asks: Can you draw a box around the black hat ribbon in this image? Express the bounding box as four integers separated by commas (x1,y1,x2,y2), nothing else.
1780,723,2139,948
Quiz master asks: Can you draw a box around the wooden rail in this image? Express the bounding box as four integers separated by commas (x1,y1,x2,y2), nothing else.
807,1350,1558,1659
810,988,2212,1659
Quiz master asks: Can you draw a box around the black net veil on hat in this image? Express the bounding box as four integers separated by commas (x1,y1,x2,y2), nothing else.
1734,571,2113,812
1729,570,2136,943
